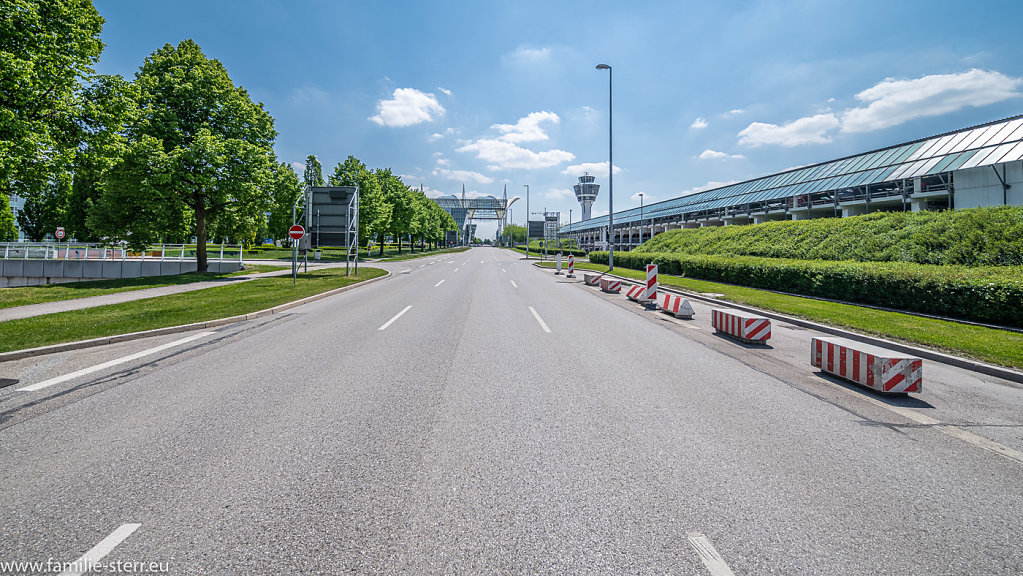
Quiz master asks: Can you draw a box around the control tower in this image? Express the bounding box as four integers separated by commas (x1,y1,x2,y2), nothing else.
573,173,599,221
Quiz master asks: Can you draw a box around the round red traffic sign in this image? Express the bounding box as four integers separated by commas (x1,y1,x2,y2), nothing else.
55,227,65,239
289,225,305,240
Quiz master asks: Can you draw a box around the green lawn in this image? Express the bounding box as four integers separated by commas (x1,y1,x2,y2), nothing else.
0,267,387,353
0,264,286,310
538,261,1023,370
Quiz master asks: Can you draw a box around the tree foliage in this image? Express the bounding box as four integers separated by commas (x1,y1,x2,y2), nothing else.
89,40,276,270
303,154,324,187
329,156,389,251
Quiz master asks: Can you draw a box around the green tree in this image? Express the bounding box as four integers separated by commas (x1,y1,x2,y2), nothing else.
266,160,303,244
377,168,417,253
15,189,47,240
0,193,15,240
0,0,104,203
503,223,526,244
90,40,276,270
329,156,389,254
303,154,324,187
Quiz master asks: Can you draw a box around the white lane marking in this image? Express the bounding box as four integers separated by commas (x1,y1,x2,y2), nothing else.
419,264,426,268
529,306,551,333
434,279,445,287
502,268,506,273
687,533,736,576
480,260,484,264
510,280,518,288
18,332,213,392
378,305,413,331
843,390,1023,465
59,523,142,576
454,267,460,272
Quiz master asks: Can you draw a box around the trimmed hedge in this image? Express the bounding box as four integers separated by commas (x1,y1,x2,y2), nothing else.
517,244,587,257
590,250,1023,327
636,206,1023,266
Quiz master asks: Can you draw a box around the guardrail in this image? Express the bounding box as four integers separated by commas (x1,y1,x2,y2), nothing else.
1,243,244,263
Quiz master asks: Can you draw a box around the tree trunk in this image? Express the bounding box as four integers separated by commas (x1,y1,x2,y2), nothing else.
378,233,384,257
195,201,208,273
398,234,403,254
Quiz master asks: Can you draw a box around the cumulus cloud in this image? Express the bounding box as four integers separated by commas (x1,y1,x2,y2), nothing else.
546,188,574,199
438,87,452,96
503,46,552,67
698,149,745,160
561,161,622,177
290,161,305,174
428,127,457,142
630,192,653,202
682,181,739,196
369,88,445,127
738,113,840,147
433,168,495,184
492,111,560,143
841,69,1023,133
457,138,574,170
691,117,709,129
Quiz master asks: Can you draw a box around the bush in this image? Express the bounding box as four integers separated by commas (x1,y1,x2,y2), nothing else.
636,206,1023,266
590,251,1023,327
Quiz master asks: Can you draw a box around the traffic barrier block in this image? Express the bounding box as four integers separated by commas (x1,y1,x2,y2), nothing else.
599,278,622,293
584,273,602,286
643,263,658,302
626,284,645,301
712,308,771,343
659,293,695,319
567,254,575,278
811,337,923,394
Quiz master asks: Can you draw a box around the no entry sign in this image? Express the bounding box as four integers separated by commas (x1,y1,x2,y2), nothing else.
289,225,305,240
55,227,65,239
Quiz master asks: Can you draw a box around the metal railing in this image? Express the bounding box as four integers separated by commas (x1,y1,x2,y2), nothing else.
1,243,245,263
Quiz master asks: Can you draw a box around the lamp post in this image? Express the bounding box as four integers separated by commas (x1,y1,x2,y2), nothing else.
569,209,573,250
596,63,613,270
638,192,644,247
524,184,530,259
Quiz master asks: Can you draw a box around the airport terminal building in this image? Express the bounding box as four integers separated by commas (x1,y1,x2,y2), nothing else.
562,115,1023,251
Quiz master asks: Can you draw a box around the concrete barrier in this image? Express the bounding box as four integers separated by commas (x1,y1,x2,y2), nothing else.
659,293,695,319
626,284,644,301
812,336,922,394
712,308,771,343
584,273,602,286
599,277,622,293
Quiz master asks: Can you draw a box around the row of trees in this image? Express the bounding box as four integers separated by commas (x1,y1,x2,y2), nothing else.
0,1,457,271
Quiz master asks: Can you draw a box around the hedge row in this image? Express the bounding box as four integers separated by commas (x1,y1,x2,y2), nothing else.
590,251,1023,327
517,244,587,257
636,206,1023,266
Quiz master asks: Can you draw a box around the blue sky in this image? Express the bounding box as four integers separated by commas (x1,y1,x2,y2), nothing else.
93,0,1023,238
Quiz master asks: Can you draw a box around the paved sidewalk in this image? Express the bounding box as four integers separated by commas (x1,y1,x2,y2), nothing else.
0,262,335,322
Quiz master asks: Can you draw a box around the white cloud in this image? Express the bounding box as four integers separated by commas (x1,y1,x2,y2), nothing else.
841,69,1023,133
432,168,495,184
561,161,622,177
457,138,574,170
698,149,745,160
631,192,654,202
503,46,552,67
438,87,452,96
691,117,709,129
492,111,559,143
369,88,445,127
435,157,450,167
728,109,744,116
290,161,305,174
591,209,609,218
682,180,739,196
738,113,840,147
427,127,457,142
546,188,573,199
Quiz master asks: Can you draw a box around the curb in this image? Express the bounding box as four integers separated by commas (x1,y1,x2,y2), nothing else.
538,264,1023,386
0,270,391,363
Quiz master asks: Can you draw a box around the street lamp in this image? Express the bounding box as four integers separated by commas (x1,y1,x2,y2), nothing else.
596,63,613,270
638,192,644,247
524,184,530,259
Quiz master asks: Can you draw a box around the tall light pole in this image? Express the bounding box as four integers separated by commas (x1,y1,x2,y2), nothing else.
569,209,573,250
524,184,530,259
638,192,644,247
596,63,613,270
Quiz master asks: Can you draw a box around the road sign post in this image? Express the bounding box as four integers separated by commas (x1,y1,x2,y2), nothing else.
289,225,305,284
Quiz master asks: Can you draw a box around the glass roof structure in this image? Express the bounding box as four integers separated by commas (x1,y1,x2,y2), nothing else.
432,194,518,231
562,114,1023,233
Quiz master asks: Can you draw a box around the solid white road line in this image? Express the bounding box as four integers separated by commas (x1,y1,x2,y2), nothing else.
529,306,552,333
18,332,214,392
510,280,518,288
434,279,445,287
59,523,142,576
378,306,413,331
686,533,736,576
454,268,460,272
502,268,506,273
480,260,484,263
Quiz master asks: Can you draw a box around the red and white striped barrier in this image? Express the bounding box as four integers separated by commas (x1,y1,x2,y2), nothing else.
811,337,923,394
712,308,771,343
584,272,602,286
643,263,658,302
567,254,575,278
659,293,695,319
599,277,622,293
625,284,644,301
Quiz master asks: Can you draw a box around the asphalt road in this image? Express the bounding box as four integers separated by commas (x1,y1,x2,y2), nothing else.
1,247,1021,575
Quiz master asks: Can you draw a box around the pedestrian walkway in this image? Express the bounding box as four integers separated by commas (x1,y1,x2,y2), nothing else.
0,262,334,322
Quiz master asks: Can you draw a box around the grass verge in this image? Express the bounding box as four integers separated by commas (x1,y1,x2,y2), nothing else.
0,264,287,310
538,261,1023,370
0,267,386,353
